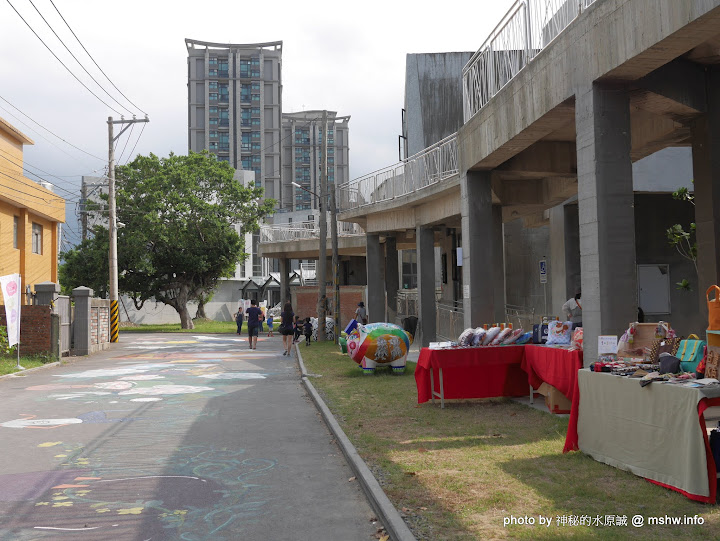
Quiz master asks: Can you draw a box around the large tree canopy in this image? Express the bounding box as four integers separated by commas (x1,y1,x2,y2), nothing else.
60,151,275,328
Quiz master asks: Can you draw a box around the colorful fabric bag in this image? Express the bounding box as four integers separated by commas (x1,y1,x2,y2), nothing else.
677,334,706,373
708,286,720,330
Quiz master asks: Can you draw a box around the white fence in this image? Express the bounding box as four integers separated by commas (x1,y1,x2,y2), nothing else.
337,133,458,213
463,0,598,122
260,221,365,243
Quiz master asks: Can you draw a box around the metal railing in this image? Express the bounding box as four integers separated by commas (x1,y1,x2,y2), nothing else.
337,133,458,212
259,221,365,243
505,303,536,331
436,302,465,342
463,0,597,122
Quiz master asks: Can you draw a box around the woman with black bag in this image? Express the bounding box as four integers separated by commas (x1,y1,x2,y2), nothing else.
279,302,295,356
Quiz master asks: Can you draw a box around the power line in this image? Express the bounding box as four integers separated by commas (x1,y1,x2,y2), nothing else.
26,0,135,117
0,148,84,199
0,94,105,162
5,0,124,116
48,0,147,116
123,122,147,166
116,123,135,164
0,170,66,204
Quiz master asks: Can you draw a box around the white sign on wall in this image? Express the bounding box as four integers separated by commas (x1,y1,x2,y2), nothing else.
463,285,470,299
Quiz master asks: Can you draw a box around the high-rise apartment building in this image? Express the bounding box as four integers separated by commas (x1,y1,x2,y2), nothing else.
281,111,350,211
186,39,282,203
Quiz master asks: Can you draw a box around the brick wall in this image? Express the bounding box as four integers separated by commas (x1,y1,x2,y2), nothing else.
292,286,365,328
90,300,110,346
0,305,52,355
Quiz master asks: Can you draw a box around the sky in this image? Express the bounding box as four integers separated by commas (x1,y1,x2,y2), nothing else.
0,0,513,249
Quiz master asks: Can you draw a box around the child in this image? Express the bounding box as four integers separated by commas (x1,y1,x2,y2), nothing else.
293,315,302,343
267,313,274,337
303,317,313,346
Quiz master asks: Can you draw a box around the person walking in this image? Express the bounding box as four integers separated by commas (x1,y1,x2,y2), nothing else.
303,318,313,346
267,313,274,337
279,302,295,356
246,299,263,350
293,316,302,344
355,302,368,324
562,290,583,330
235,305,244,335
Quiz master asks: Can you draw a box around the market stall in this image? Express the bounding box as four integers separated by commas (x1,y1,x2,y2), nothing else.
415,345,528,407
568,370,720,503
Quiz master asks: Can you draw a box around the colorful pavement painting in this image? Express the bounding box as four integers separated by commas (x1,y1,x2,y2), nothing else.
0,336,279,540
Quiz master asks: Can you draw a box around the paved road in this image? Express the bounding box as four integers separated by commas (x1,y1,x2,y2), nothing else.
0,333,380,540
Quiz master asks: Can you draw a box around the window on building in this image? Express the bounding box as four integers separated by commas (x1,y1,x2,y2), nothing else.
209,106,218,114
209,81,218,90
209,57,218,67
251,131,260,140
241,157,252,170
13,216,18,249
32,222,42,254
241,132,252,151
209,118,218,125
209,93,218,102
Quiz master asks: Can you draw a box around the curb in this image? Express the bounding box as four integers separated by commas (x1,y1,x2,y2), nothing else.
295,344,417,541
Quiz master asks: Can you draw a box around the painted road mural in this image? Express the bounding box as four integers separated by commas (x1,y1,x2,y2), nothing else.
0,333,378,540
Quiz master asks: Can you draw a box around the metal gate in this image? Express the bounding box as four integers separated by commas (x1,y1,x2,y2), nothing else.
55,295,71,356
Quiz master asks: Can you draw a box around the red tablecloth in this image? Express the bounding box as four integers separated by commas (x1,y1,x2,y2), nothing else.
522,344,583,400
415,345,528,403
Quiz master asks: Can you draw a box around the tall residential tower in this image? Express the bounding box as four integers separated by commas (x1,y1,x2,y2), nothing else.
186,39,282,203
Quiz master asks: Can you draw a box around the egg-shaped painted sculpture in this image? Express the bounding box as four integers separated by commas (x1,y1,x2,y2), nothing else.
345,320,413,374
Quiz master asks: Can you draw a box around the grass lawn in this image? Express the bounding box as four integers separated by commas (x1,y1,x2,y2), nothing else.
300,342,720,540
121,319,241,333
0,354,55,376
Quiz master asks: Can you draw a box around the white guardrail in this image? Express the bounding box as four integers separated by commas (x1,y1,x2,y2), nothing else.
337,133,458,213
260,221,365,243
463,0,597,122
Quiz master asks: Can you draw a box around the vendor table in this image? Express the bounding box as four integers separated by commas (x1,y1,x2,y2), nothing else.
568,370,720,503
415,346,528,407
522,345,583,405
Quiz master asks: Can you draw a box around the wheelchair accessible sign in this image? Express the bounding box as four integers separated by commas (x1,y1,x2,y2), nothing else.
539,260,547,284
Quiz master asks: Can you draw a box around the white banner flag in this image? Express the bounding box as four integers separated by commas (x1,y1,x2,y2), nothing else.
0,274,22,347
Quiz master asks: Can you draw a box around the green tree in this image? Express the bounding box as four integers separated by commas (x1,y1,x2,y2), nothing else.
62,151,275,328
59,226,109,297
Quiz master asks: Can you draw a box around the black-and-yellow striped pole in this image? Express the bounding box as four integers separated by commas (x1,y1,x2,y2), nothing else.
110,299,119,342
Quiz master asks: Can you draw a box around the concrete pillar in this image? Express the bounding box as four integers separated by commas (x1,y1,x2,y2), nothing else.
461,170,496,327
72,286,94,356
549,203,581,316
279,257,291,306
34,282,60,307
693,66,720,305
576,82,637,365
385,236,399,323
416,226,436,346
564,204,581,299
492,205,505,322
366,233,384,322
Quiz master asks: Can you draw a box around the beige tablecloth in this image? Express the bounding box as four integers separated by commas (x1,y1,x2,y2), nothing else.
578,371,720,498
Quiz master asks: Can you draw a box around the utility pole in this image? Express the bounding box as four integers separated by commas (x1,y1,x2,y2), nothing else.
330,127,340,345
108,115,149,342
80,181,87,242
317,110,328,341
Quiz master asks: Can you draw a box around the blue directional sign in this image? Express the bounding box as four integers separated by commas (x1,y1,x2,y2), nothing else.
539,260,547,283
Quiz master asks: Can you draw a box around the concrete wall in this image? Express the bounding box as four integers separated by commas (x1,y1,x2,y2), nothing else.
634,193,703,336
120,279,247,325
404,52,472,157
504,220,552,318
509,192,703,336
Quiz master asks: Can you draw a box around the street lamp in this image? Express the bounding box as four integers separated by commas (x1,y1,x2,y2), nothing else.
291,181,340,344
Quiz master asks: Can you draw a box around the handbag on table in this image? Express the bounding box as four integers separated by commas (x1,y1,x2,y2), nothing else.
647,337,681,363
677,334,706,373
708,286,720,330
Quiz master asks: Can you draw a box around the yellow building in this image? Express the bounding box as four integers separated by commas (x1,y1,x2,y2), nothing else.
0,116,65,303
